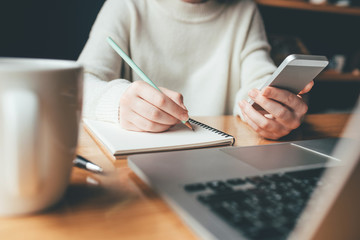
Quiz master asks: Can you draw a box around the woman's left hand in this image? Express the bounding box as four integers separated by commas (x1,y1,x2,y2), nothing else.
239,81,314,140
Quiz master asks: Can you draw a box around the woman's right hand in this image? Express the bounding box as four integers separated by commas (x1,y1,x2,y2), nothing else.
119,81,189,132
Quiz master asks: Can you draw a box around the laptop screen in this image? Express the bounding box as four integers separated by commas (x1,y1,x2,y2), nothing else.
292,95,360,240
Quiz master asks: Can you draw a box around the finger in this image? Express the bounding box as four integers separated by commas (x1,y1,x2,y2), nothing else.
240,100,286,133
240,100,292,138
120,82,180,126
242,111,281,140
136,82,189,121
299,81,314,95
123,110,172,132
159,87,187,110
239,102,281,139
261,87,308,115
132,97,179,125
119,120,143,132
242,110,262,132
248,89,297,127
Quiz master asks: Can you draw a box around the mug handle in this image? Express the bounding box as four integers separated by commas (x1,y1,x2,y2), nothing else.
2,89,41,197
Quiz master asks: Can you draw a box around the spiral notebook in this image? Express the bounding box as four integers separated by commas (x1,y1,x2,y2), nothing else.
83,118,235,158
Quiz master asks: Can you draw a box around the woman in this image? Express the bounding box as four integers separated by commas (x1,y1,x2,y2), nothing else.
78,0,312,139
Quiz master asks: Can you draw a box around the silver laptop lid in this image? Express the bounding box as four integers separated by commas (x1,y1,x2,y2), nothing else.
292,96,360,240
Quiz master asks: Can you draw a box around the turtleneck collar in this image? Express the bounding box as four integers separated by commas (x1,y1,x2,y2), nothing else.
153,0,226,23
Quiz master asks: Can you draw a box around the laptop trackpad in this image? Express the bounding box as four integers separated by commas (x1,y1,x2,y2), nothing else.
221,143,332,171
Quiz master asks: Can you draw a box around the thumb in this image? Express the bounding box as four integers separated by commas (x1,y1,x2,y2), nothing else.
299,81,314,95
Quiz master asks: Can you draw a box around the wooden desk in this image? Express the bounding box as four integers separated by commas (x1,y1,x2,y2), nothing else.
0,114,350,240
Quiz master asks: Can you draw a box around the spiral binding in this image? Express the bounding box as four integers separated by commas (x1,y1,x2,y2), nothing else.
189,118,235,144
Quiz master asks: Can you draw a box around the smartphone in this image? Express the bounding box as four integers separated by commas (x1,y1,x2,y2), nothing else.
248,54,329,105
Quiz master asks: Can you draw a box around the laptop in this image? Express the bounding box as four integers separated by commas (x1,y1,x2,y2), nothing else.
128,98,360,240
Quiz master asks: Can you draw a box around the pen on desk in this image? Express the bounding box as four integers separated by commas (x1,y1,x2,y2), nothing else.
73,155,103,173
106,36,193,131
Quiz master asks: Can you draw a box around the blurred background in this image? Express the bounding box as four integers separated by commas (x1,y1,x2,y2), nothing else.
1,0,359,113
0,0,105,60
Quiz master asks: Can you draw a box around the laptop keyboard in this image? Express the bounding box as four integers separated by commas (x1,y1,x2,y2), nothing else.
184,168,325,240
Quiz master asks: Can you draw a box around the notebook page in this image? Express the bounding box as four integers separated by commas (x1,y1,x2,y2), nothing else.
83,119,234,155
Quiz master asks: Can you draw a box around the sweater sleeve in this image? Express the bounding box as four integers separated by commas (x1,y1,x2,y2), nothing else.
233,4,276,119
78,0,132,123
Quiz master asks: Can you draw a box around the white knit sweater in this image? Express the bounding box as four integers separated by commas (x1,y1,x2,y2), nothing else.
78,0,276,123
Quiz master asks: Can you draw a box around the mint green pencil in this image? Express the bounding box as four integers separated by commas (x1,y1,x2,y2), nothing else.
107,36,193,130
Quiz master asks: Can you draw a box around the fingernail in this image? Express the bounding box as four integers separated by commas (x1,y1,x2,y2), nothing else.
249,89,258,98
262,87,270,97
264,113,274,119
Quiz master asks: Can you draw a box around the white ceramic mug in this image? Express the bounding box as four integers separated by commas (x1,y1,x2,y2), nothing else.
0,58,83,216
